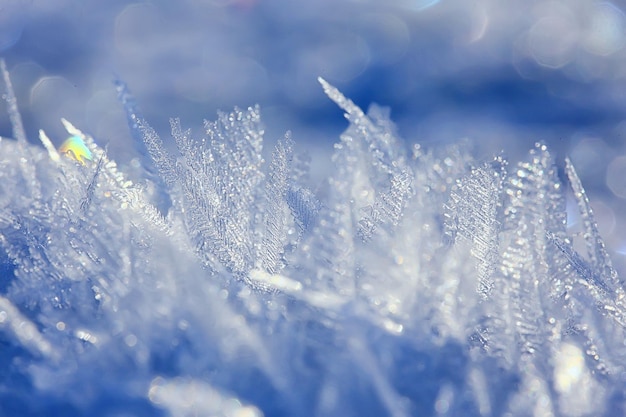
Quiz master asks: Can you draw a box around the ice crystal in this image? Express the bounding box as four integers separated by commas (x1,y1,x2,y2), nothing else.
444,157,506,298
0,63,625,417
258,132,294,274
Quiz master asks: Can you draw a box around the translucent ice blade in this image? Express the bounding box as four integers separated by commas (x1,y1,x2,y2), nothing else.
116,78,171,212
318,76,366,122
565,157,620,292
0,58,27,145
38,129,61,163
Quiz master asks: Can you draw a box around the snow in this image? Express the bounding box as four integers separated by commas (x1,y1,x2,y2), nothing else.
1,55,626,416
3,1,626,414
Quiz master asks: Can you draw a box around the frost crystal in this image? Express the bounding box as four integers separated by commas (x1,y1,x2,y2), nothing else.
258,132,294,274
444,157,506,298
0,66,625,417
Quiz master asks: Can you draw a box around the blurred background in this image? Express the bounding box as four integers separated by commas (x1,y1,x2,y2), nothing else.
1,0,626,269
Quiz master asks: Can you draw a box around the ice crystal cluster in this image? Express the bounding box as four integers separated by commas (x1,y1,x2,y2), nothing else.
1,61,625,417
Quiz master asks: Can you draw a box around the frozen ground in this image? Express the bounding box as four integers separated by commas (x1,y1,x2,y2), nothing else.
1,1,626,416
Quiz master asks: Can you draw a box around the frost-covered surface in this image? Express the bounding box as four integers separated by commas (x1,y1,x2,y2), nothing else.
1,59,626,417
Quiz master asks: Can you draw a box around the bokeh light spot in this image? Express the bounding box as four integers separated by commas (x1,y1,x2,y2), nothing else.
606,155,626,199
528,13,579,69
59,135,93,165
583,2,626,56
555,343,585,393
357,13,410,66
0,0,26,52
114,3,161,56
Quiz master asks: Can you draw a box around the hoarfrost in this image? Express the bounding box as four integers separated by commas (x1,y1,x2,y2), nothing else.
444,157,506,298
258,132,294,275
0,68,625,417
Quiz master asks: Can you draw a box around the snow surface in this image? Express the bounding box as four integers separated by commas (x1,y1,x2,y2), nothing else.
2,1,626,415
1,56,626,416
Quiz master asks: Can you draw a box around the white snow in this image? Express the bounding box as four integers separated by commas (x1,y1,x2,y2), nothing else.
0,62,625,417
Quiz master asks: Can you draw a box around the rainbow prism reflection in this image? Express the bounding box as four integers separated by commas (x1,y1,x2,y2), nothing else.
58,135,92,165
